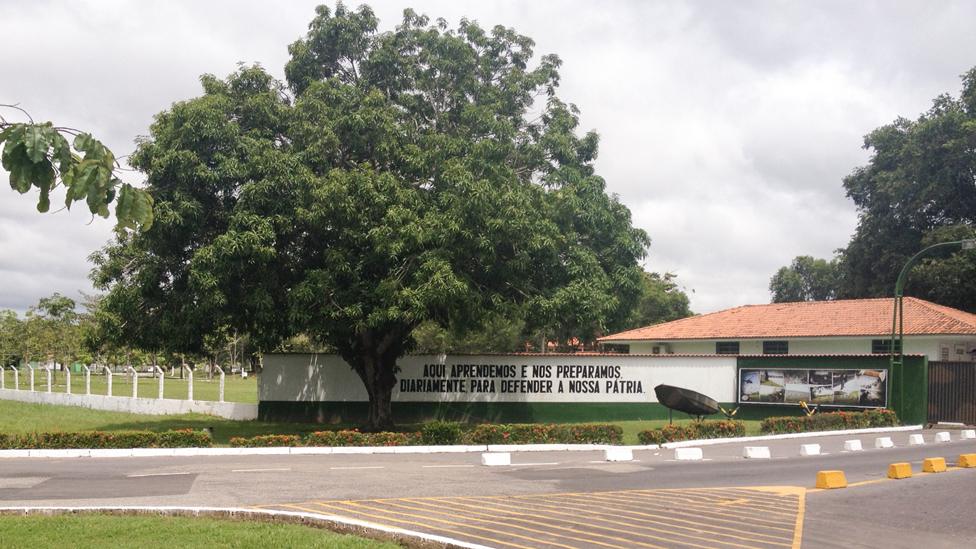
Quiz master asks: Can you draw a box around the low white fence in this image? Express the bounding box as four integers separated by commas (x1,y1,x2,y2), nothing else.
0,365,256,420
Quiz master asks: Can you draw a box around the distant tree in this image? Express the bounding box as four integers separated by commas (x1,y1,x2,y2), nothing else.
625,271,693,328
769,256,840,302
0,310,23,367
834,67,976,310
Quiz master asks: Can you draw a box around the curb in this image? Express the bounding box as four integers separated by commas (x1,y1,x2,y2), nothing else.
0,506,488,549
662,424,924,449
0,443,661,459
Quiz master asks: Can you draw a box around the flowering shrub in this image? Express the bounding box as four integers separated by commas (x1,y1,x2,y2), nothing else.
303,430,422,447
420,421,464,445
637,420,746,445
0,429,212,449
760,409,898,434
229,434,302,447
462,423,622,444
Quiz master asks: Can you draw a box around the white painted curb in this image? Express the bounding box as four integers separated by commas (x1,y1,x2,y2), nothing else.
0,506,491,549
743,446,771,459
674,447,703,461
663,424,923,449
800,444,821,456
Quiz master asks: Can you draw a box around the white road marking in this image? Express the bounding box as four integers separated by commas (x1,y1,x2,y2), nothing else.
588,460,642,463
0,477,48,489
511,462,559,466
330,466,385,470
421,464,475,468
127,472,194,478
232,468,292,473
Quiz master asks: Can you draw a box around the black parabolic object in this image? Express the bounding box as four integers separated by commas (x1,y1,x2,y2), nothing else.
654,384,719,416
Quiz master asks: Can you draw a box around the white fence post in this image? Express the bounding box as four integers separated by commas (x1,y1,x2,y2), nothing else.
28,364,35,392
11,366,18,390
214,364,225,402
104,365,113,397
184,364,194,401
45,364,52,393
83,365,91,395
65,366,71,395
127,366,138,398
154,365,165,399
0,365,4,390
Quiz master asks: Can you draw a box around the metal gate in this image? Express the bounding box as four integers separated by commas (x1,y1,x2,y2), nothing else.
928,361,976,425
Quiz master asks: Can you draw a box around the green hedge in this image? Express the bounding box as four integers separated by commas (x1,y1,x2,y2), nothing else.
637,420,746,445
461,423,622,444
0,429,211,449
229,434,302,447
303,430,422,447
420,421,464,445
760,409,899,434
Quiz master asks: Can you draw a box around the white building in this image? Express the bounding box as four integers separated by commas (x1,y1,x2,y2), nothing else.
598,297,976,362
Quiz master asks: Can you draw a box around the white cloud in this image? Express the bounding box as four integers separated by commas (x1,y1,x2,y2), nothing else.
2,0,975,315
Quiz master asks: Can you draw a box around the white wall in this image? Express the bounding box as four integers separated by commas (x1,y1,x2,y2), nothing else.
625,336,976,361
0,389,258,420
261,354,739,404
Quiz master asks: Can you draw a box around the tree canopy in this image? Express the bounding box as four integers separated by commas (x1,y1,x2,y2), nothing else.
769,256,840,303
770,67,976,310
92,4,650,429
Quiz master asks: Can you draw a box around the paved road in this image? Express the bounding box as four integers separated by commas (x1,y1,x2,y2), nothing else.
2,429,975,548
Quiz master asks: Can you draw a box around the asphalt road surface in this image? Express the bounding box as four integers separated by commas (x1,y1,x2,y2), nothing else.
2,428,975,548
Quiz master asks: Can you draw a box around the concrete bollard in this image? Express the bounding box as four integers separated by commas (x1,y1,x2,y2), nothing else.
875,436,894,448
844,440,863,452
674,447,703,461
604,447,633,462
888,462,912,479
743,446,771,459
908,434,926,446
481,452,511,466
922,457,947,473
800,444,821,456
961,430,976,440
815,470,847,489
957,454,976,468
934,432,951,443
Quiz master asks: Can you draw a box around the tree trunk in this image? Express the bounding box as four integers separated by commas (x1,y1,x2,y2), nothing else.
342,327,409,431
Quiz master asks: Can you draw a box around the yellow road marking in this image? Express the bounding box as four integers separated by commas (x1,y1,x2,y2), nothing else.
288,501,538,549
547,492,795,542
792,489,805,549
366,498,636,549
717,498,751,506
473,493,793,547
608,490,800,526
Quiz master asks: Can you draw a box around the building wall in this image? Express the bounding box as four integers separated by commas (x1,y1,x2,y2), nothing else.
627,336,976,362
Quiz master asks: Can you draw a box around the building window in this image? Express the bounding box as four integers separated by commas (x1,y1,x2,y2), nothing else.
763,341,789,354
716,341,740,355
871,339,902,354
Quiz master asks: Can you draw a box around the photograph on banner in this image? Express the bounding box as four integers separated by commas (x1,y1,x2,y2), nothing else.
738,368,887,407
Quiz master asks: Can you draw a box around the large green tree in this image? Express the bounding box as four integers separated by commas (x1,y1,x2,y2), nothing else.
770,67,976,310
93,4,649,429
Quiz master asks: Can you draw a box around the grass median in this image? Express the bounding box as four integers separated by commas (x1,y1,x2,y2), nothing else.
0,514,400,548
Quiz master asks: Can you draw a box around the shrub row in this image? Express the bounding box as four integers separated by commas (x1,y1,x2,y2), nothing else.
228,422,623,448
637,420,746,445
0,429,211,449
760,408,899,434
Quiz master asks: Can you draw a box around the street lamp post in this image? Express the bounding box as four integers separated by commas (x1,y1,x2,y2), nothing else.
890,238,976,375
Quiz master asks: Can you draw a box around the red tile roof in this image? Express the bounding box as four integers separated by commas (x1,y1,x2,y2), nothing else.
598,297,976,341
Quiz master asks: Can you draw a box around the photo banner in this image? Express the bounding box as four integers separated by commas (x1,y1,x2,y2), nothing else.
738,368,887,408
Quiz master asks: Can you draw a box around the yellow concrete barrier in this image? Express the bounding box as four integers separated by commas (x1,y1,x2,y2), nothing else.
923,457,947,473
816,470,847,489
958,454,976,468
888,462,912,479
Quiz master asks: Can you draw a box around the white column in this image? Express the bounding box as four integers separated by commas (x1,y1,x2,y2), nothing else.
184,364,194,401
28,364,35,392
45,364,52,393
214,364,225,402
83,365,91,395
0,365,4,390
104,365,113,397
11,366,18,390
65,367,71,394
154,365,165,399
127,366,138,398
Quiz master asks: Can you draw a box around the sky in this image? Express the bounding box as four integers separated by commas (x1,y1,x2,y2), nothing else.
1,0,975,315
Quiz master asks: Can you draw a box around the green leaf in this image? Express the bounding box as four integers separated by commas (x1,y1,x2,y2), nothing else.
24,125,51,163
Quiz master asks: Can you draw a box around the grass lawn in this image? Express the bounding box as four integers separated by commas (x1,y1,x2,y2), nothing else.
0,514,399,548
1,372,258,404
0,399,761,445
